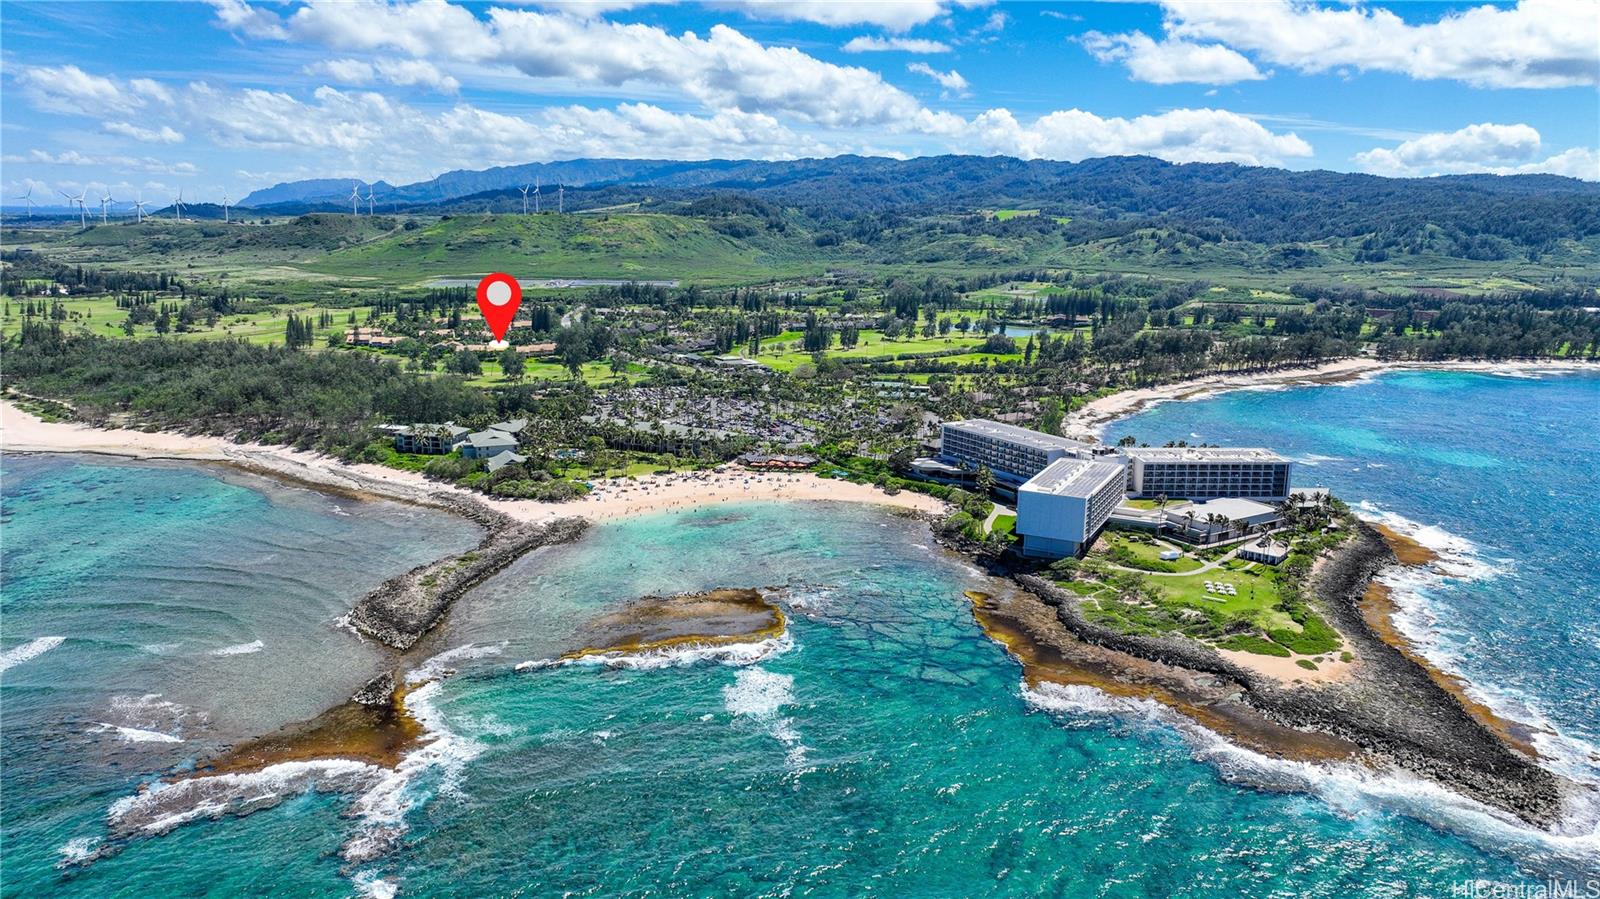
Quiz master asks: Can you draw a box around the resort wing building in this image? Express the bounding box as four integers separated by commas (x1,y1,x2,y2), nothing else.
1123,447,1291,501
1015,458,1128,559
939,419,1095,485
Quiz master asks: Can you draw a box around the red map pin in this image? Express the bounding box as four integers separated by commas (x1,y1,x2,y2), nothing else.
475,272,522,345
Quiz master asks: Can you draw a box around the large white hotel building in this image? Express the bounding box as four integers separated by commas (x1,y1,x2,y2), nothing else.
934,419,1293,559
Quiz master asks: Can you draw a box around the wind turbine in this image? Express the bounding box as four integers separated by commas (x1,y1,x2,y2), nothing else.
13,185,35,219
519,184,530,215
221,192,231,224
100,190,113,224
60,188,87,227
172,189,185,221
365,186,375,216
557,183,564,214
532,178,541,213
132,192,148,223
349,182,361,216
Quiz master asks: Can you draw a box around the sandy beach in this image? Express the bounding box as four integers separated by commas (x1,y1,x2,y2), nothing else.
0,400,948,524
1064,357,1596,441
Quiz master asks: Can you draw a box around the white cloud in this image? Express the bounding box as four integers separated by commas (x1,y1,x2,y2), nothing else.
907,62,969,96
842,36,952,53
1082,31,1264,85
1,148,199,175
207,0,288,39
306,58,461,93
12,65,151,116
1353,123,1599,180
277,4,950,131
972,107,1314,167
102,122,187,144
1160,0,1599,89
706,1,955,31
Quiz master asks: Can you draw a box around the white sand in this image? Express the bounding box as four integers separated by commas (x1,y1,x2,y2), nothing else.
1065,357,1595,441
0,400,948,524
1216,647,1354,685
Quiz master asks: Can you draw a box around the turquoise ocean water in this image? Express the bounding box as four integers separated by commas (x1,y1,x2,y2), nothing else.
2,369,1597,896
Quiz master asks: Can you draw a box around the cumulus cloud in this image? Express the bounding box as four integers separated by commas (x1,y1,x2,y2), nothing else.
907,62,969,96
842,36,952,53
306,58,461,93
11,65,170,116
207,0,288,39
102,122,186,144
1354,123,1599,180
972,107,1313,167
1082,31,1264,85
1159,0,1599,89
275,3,955,132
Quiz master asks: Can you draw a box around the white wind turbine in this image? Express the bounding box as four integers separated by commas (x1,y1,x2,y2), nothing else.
132,192,148,223
349,182,361,216
557,183,564,213
60,188,88,227
519,184,530,215
365,186,375,216
221,191,231,223
13,185,36,219
532,178,541,213
100,190,113,224
172,189,185,221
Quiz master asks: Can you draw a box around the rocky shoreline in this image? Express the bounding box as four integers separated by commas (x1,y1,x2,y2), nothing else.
977,522,1575,827
348,509,589,650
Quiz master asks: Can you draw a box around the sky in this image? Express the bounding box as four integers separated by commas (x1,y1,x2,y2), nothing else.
2,0,1597,206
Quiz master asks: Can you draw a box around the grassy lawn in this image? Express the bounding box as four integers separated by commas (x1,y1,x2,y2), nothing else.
1101,531,1204,573
1147,567,1295,631
749,330,1004,372
1121,497,1187,510
3,295,371,346
989,514,1016,539
462,357,648,387
992,208,1040,221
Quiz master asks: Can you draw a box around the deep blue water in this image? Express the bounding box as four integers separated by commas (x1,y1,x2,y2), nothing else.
3,371,1597,897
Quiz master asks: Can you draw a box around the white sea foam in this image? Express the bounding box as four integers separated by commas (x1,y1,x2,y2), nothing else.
56,836,101,866
94,723,183,744
1022,681,1600,877
723,667,809,772
1353,504,1600,788
516,632,793,673
209,639,264,656
353,873,398,899
1289,453,1345,467
408,641,507,683
0,636,65,674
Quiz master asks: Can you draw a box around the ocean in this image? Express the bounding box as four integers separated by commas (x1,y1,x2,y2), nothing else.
2,368,1596,896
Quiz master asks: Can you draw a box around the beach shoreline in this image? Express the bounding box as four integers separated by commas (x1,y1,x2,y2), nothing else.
0,400,949,525
1064,357,1596,441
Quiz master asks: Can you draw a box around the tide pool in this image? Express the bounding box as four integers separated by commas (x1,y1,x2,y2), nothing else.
3,379,1597,897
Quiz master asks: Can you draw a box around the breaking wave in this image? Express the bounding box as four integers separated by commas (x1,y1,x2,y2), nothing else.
516,632,793,673
208,639,264,657
1022,681,1600,878
0,636,65,674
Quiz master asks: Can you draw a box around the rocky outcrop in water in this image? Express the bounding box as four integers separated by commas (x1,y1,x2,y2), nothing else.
1011,522,1574,827
349,515,589,650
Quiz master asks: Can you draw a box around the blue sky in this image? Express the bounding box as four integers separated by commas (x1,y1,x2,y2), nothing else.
2,0,1596,205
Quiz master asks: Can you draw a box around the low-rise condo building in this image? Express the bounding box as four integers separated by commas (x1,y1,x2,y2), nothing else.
1122,447,1291,501
393,423,469,455
939,419,1094,485
1015,458,1127,559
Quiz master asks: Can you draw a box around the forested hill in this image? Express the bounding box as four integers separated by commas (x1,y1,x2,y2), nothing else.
242,155,1600,262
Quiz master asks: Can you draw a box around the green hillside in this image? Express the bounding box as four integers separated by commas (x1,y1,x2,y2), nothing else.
301,213,815,285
